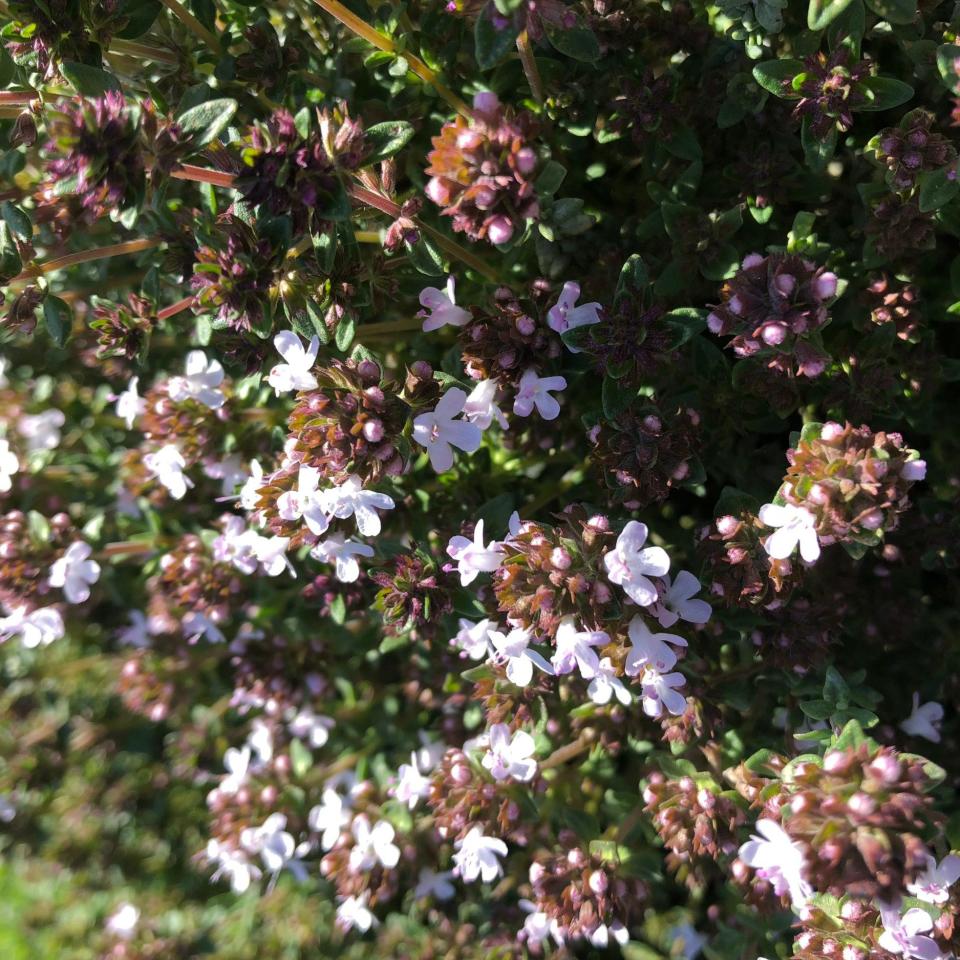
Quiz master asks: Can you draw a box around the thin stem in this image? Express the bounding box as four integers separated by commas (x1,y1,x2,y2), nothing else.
419,221,498,283
516,31,544,105
158,0,221,51
307,0,474,119
286,235,314,260
359,316,423,336
170,164,237,188
540,729,596,771
99,541,161,558
0,91,35,105
349,185,498,282
109,38,179,64
157,294,196,321
10,237,163,282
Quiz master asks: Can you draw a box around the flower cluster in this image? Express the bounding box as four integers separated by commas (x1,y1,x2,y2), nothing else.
41,91,144,224
708,253,838,377
425,92,542,245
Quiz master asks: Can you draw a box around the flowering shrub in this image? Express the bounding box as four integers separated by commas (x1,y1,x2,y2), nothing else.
0,1,958,958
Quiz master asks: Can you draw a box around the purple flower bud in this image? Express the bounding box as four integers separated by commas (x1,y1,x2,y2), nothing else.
425,178,451,205
761,322,788,346
588,870,608,895
866,753,901,783
515,314,536,336
774,273,797,297
847,791,876,816
515,147,537,175
487,216,514,245
812,272,838,299
363,419,385,442
901,459,926,481
472,91,500,115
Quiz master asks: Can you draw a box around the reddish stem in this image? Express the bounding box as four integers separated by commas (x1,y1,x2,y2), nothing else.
170,164,237,188
157,294,197,321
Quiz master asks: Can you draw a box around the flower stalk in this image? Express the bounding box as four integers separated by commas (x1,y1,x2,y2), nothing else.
516,31,544,105
10,237,163,283
158,0,222,51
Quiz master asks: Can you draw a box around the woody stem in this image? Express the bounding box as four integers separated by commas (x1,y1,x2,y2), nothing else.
169,164,237,188
516,31,544,105
540,729,596,770
157,0,221,51
349,185,498,282
109,39,180,64
10,238,163,283
157,295,197,321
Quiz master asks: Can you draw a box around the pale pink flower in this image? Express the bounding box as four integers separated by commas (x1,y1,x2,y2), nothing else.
453,827,508,883
603,521,670,607
49,541,100,604
758,502,820,563
481,723,537,782
310,533,374,583
266,331,319,394
412,387,482,472
419,276,471,332
547,281,602,352
446,519,505,585
512,369,567,421
167,350,225,409
739,819,812,911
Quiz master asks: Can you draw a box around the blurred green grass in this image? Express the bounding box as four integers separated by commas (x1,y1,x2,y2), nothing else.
0,861,39,960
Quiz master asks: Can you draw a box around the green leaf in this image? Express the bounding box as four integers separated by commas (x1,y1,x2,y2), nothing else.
543,20,601,62
0,201,31,241
363,121,416,164
61,61,122,97
744,749,783,774
657,755,699,778
335,313,356,352
614,254,649,307
863,0,916,22
714,486,760,518
832,718,867,751
379,632,410,653
43,296,72,347
461,663,495,682
475,9,519,70
857,77,915,112
917,167,960,213
936,44,960,96
289,738,313,778
535,160,567,197
0,221,21,283
752,59,804,97
807,0,855,29
115,0,163,39
405,234,446,276
802,119,837,173
601,375,634,420
329,593,346,625
663,124,702,162
176,97,238,148
316,181,351,222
